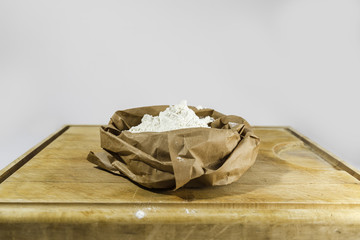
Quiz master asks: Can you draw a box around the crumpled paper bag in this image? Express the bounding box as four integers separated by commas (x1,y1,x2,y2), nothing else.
87,105,260,190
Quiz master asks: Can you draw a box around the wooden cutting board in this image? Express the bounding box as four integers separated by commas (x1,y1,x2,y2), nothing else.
0,125,359,240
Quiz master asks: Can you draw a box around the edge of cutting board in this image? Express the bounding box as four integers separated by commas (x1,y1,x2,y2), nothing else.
0,125,70,183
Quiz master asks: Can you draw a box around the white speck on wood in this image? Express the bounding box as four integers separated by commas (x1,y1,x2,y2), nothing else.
135,210,145,219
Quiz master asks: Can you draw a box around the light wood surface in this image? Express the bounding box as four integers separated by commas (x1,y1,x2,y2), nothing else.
0,125,359,239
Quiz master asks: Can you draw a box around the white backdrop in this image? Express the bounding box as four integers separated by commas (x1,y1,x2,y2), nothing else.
1,0,359,170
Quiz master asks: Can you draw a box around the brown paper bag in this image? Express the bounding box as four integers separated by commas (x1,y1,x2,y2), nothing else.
87,105,260,190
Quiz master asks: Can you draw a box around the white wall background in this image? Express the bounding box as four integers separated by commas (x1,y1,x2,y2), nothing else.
0,0,359,170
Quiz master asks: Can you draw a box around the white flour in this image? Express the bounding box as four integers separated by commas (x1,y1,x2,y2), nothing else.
128,100,214,133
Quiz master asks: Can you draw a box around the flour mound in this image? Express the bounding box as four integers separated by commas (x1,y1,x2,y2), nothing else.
128,100,214,133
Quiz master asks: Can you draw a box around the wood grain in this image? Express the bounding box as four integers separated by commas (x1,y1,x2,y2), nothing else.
0,125,359,240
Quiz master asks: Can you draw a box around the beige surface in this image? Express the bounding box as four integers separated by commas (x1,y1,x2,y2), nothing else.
0,126,359,239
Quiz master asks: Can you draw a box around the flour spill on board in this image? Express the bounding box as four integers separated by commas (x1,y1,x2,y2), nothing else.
135,210,145,219
128,100,214,133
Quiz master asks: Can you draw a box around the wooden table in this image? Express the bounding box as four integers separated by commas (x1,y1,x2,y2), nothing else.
0,125,359,239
